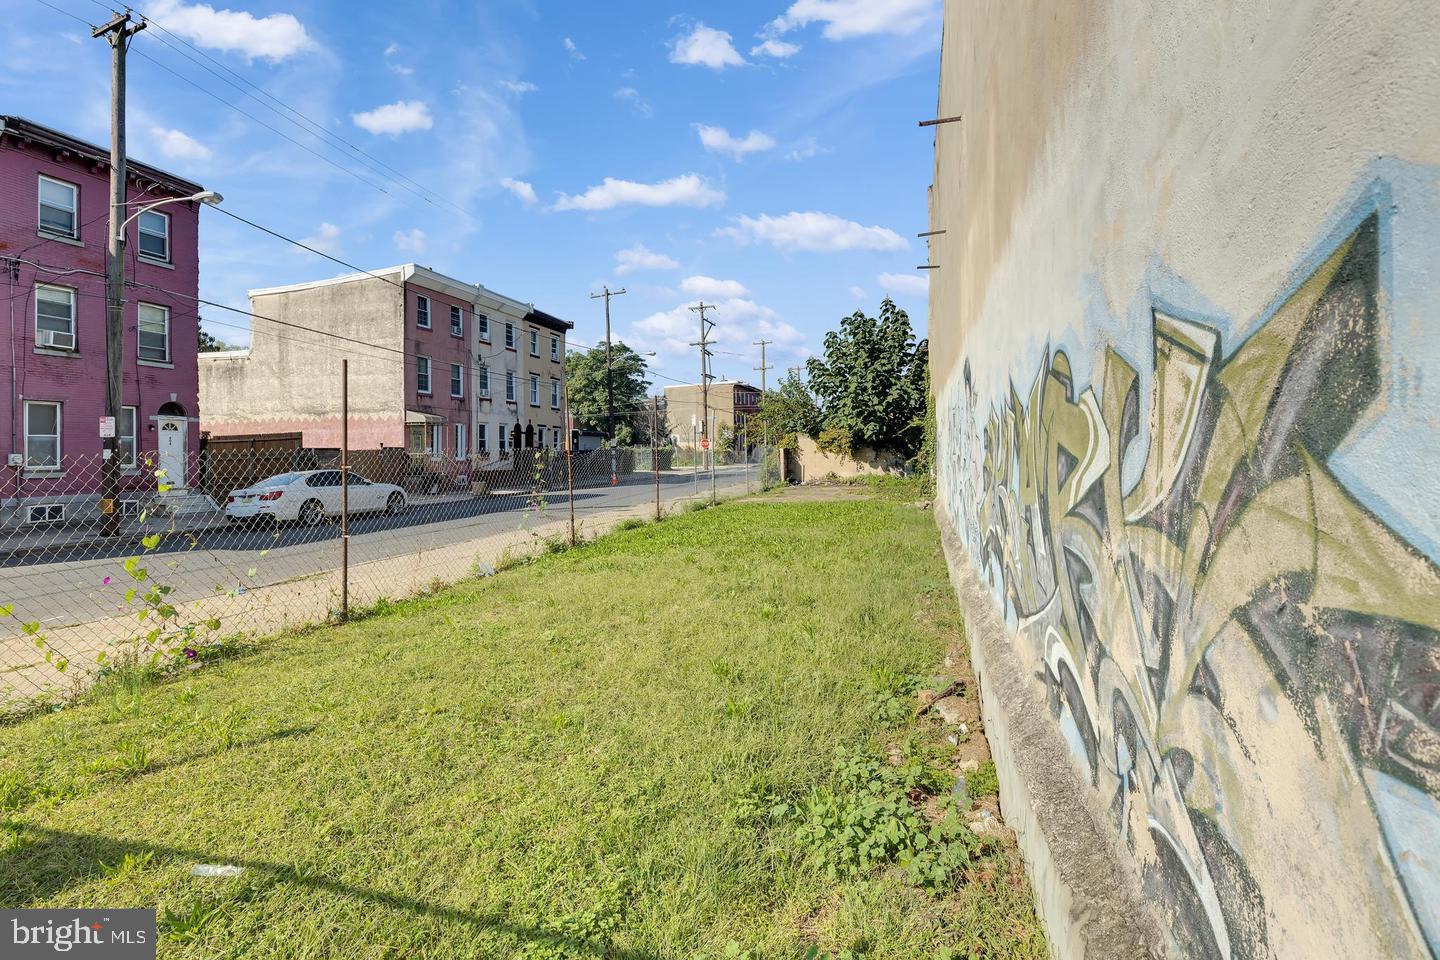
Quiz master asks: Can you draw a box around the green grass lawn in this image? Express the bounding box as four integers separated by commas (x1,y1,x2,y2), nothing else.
0,489,1045,959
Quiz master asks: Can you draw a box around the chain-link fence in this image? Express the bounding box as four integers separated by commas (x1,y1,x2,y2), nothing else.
0,442,779,715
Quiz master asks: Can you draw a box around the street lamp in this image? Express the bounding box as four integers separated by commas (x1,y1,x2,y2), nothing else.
100,188,222,536
115,190,223,239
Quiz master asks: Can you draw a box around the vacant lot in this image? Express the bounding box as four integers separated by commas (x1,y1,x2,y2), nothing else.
0,486,1044,958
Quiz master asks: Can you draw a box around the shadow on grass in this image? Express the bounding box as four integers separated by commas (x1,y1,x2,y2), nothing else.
0,824,660,959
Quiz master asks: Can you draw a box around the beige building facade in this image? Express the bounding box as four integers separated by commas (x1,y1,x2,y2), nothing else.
662,381,760,448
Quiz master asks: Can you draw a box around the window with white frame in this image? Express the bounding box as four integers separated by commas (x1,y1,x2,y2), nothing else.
550,379,560,408
454,422,467,459
137,303,170,363
120,406,137,468
553,427,562,449
38,175,77,238
416,295,431,328
451,362,464,397
137,210,170,262
529,329,539,356
504,322,515,348
478,365,490,397
529,375,539,406
505,370,516,402
426,423,442,455
477,313,490,342
24,401,61,469
498,424,508,453
477,423,488,452
451,305,464,337
35,284,75,351
551,335,559,361
417,356,432,394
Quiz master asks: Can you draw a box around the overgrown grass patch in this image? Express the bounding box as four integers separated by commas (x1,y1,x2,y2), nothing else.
0,493,1043,958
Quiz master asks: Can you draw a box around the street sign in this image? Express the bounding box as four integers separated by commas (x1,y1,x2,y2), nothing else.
98,416,116,438
700,438,711,450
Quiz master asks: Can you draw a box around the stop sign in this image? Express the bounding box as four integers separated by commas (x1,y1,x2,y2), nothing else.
700,438,711,450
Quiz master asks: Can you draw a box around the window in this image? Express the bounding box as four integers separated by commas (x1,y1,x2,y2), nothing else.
137,303,170,363
451,305,464,337
35,284,75,350
529,375,539,406
551,335,559,361
504,322,515,349
553,427,562,449
416,295,431,328
477,423,488,452
119,406,137,468
451,362,464,398
25,504,65,525
454,423,467,459
498,424,508,453
38,175,77,238
417,356,432,394
529,329,539,356
505,370,516,402
305,471,343,487
477,313,490,342
427,423,442,455
137,210,169,262
478,365,490,397
550,379,560,409
24,401,61,469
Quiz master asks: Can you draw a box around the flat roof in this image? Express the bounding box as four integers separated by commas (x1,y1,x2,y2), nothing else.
0,115,203,196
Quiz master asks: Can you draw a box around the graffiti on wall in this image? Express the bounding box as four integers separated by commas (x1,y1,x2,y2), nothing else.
944,211,1440,958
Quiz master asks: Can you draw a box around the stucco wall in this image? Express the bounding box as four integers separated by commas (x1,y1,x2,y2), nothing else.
199,273,406,449
929,2,1440,958
790,436,904,482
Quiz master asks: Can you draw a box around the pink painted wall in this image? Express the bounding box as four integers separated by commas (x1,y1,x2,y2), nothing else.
404,281,471,456
0,123,202,499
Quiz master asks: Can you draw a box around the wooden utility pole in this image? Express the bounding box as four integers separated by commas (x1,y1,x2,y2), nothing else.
95,10,146,538
588,286,627,441
753,339,773,447
688,301,716,451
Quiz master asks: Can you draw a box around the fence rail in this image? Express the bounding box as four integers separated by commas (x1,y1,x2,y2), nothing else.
0,443,780,714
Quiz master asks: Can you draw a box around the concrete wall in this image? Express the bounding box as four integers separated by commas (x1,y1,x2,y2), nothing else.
199,273,406,449
929,2,1440,958
789,436,904,483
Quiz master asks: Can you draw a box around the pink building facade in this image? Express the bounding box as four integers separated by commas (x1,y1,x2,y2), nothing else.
0,115,204,525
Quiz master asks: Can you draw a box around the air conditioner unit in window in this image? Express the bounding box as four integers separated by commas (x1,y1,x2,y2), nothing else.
38,330,75,351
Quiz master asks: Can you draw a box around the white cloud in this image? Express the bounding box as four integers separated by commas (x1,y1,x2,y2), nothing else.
669,24,745,70
500,178,537,204
498,79,538,94
614,87,654,118
848,285,868,300
563,37,585,60
387,63,415,76
768,0,940,40
393,228,427,253
681,276,750,299
695,124,775,160
632,296,807,369
751,38,801,58
785,137,828,161
616,244,680,275
553,174,723,212
302,222,341,255
384,42,399,56
151,126,213,161
146,0,316,61
719,211,907,252
877,271,929,295
352,100,434,135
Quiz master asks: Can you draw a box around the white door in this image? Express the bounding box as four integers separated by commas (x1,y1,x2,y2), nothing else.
156,418,187,489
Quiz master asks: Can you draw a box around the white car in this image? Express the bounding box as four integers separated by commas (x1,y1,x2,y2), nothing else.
224,470,407,526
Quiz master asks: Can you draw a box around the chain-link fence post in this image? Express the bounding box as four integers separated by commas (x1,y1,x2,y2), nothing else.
339,359,349,623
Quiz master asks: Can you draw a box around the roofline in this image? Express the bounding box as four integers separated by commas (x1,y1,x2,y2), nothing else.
0,115,203,196
524,308,573,333
664,381,761,392
197,349,251,360
248,266,409,299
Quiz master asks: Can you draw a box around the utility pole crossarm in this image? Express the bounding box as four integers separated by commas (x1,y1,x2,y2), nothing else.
589,286,627,443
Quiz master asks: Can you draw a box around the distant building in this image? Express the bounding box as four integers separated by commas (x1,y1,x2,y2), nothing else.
0,115,207,525
662,381,761,448
198,266,571,460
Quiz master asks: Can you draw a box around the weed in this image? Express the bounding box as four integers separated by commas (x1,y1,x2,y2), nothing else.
966,760,999,799
99,850,155,880
865,666,919,725
113,738,151,776
0,769,28,811
613,517,647,532
159,901,225,943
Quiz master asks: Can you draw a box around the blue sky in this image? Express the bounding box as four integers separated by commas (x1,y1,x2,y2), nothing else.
6,0,939,385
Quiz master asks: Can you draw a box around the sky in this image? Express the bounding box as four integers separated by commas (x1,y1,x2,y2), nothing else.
4,0,940,387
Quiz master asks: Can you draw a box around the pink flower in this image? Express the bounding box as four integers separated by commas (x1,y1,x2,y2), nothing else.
102,576,112,585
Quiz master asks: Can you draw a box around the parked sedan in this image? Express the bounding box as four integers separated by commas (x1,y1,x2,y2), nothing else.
224,470,407,526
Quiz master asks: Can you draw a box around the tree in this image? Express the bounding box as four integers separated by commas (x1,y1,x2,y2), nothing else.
749,370,823,447
198,326,235,352
563,341,652,445
806,298,928,456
